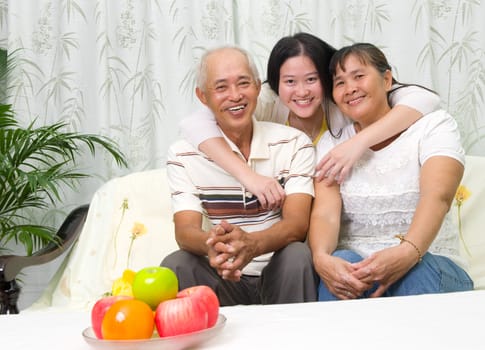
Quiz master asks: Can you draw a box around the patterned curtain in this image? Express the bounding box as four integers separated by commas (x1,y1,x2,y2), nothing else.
1,0,484,309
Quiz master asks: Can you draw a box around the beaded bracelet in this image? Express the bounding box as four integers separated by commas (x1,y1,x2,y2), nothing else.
395,234,423,263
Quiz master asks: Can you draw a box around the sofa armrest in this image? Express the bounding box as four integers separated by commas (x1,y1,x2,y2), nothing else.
0,204,89,313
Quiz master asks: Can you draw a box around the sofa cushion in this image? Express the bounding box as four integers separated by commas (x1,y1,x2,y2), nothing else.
29,168,179,310
452,155,485,289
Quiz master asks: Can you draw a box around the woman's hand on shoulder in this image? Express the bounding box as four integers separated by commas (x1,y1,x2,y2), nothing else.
243,172,286,210
315,137,367,185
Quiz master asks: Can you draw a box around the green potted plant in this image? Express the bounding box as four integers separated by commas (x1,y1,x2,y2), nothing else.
0,47,127,255
0,49,127,313
0,104,127,254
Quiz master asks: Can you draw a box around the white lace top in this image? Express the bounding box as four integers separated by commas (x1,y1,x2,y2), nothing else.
316,110,466,267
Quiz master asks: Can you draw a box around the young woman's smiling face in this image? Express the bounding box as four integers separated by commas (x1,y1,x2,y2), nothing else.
278,55,324,119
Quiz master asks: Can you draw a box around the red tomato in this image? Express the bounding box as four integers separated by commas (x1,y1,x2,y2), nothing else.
101,299,155,340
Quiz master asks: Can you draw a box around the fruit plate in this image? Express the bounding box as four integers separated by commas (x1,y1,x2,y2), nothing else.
82,314,226,350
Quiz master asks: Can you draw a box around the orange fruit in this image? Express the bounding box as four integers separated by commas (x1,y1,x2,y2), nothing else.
101,299,154,340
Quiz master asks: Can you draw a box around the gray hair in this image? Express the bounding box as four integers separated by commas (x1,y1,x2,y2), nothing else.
196,46,261,92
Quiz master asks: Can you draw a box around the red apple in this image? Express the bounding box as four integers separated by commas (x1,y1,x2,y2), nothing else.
177,285,219,327
155,285,220,337
90,295,132,339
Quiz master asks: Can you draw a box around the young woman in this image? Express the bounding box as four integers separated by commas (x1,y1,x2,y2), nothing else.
179,33,440,209
309,43,473,301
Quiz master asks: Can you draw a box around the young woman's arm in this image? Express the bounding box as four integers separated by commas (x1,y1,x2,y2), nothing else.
178,107,285,209
316,85,440,184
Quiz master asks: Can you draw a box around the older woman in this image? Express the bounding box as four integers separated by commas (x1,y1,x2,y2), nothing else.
309,43,473,301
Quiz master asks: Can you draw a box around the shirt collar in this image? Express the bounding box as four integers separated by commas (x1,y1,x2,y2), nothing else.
220,117,270,161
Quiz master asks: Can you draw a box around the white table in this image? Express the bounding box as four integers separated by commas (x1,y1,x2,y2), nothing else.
2,290,484,349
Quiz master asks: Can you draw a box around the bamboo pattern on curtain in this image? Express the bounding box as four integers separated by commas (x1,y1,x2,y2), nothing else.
0,0,484,217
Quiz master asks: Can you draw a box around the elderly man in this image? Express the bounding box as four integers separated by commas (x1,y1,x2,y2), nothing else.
162,46,317,305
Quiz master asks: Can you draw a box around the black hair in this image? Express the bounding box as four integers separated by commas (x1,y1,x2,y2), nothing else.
329,43,437,107
265,32,338,135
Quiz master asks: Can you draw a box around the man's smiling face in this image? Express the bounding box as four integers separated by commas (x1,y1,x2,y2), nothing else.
196,48,261,136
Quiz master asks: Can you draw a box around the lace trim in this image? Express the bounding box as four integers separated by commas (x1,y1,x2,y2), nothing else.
341,191,418,227
339,216,460,259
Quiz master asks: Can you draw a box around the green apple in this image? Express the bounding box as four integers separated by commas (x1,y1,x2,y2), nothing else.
132,266,178,309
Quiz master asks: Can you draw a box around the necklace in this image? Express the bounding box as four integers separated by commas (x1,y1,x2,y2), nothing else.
290,114,320,142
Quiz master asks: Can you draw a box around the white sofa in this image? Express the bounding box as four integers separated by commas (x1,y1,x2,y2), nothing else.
29,155,485,311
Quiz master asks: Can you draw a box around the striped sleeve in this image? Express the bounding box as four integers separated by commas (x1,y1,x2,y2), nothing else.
166,145,205,215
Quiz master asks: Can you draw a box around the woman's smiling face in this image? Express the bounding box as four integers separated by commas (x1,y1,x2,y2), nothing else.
332,53,392,127
278,55,324,119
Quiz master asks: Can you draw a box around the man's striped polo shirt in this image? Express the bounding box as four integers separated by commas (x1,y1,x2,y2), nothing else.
166,118,315,275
